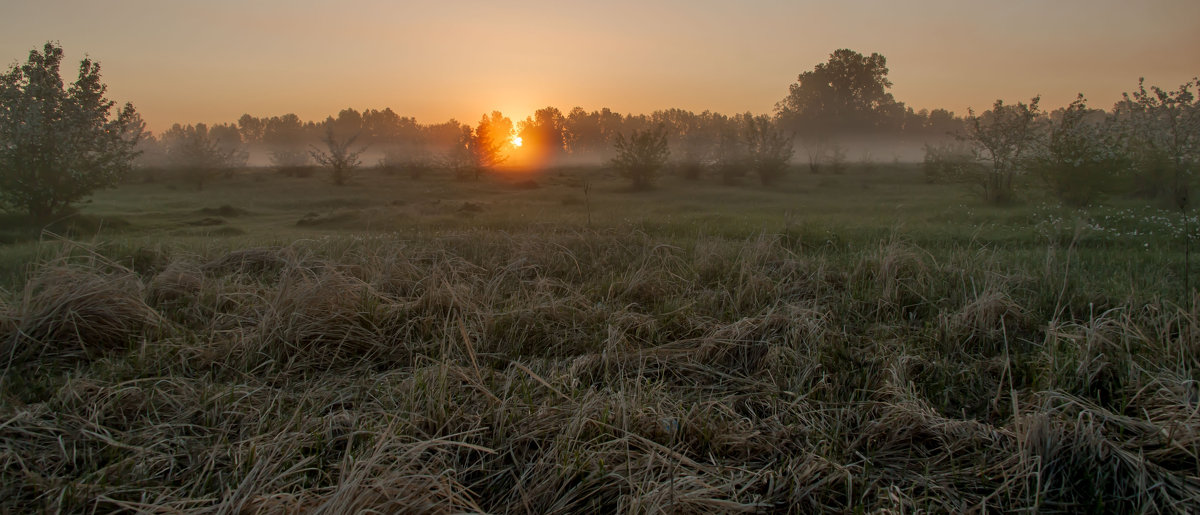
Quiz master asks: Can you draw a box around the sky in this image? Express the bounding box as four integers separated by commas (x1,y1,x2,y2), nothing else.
2,0,1198,133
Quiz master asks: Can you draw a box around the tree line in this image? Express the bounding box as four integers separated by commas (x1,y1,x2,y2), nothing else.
1,42,1195,219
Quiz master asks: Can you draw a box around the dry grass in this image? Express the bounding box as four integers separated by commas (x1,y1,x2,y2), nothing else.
4,261,157,362
1,229,1198,512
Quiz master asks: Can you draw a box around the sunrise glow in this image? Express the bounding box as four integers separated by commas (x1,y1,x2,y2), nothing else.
511,135,523,148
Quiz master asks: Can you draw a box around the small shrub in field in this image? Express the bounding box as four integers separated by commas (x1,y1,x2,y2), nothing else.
612,125,670,189
712,126,749,185
380,147,434,179
310,126,366,186
961,97,1045,204
922,141,982,184
270,148,313,177
1112,77,1200,201
1032,96,1128,207
744,115,794,185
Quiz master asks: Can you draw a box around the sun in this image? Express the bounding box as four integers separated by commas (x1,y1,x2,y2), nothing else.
510,135,523,147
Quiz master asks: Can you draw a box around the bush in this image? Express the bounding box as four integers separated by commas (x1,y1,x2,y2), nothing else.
1032,96,1128,207
961,97,1045,204
922,142,982,184
612,126,670,189
744,115,794,185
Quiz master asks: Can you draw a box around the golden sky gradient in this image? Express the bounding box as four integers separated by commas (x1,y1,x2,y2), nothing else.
3,0,1198,132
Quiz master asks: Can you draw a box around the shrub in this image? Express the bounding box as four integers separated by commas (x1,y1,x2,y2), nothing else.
922,141,982,184
961,97,1045,204
612,125,670,189
310,126,366,186
1032,96,1128,207
744,115,794,185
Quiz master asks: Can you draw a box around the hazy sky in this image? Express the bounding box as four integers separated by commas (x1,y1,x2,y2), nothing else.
3,0,1198,132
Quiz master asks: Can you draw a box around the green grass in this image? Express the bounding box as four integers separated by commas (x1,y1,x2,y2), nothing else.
1,163,1197,512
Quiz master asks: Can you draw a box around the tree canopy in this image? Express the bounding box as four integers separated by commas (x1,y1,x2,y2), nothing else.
775,49,904,136
0,42,141,220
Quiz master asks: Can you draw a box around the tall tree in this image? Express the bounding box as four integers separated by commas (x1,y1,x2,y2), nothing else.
0,42,141,220
775,49,903,136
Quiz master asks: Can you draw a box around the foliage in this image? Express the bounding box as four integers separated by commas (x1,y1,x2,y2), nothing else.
960,97,1045,204
462,112,511,180
379,145,433,180
519,107,566,165
1112,77,1200,204
1032,96,1129,207
922,141,982,184
269,149,311,175
712,124,749,185
309,126,365,186
0,43,141,220
775,49,904,135
742,114,794,185
611,125,670,189
161,123,246,189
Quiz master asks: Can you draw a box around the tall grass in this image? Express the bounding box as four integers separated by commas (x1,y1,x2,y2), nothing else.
2,227,1197,512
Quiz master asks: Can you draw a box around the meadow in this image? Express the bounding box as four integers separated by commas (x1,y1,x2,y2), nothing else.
1,163,1198,512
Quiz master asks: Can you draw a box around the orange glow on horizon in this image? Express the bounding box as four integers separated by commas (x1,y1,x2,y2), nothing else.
510,135,523,148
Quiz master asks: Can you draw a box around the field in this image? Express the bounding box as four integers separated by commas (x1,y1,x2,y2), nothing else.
2,163,1198,512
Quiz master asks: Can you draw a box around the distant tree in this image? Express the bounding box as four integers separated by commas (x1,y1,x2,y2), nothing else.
263,113,311,174
463,112,512,179
310,126,365,186
362,108,421,146
162,123,242,190
519,107,566,166
775,49,904,136
0,42,141,220
653,108,722,181
236,114,264,144
333,108,364,139
1032,95,1128,206
960,97,1045,204
743,114,794,185
422,119,468,154
1112,77,1200,203
565,106,620,157
713,122,749,185
207,123,248,177
380,144,433,180
612,125,670,189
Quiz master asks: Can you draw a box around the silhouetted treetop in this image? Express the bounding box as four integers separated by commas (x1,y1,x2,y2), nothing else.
776,49,904,135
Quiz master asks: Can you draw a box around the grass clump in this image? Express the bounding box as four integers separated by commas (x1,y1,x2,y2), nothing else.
5,260,156,362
